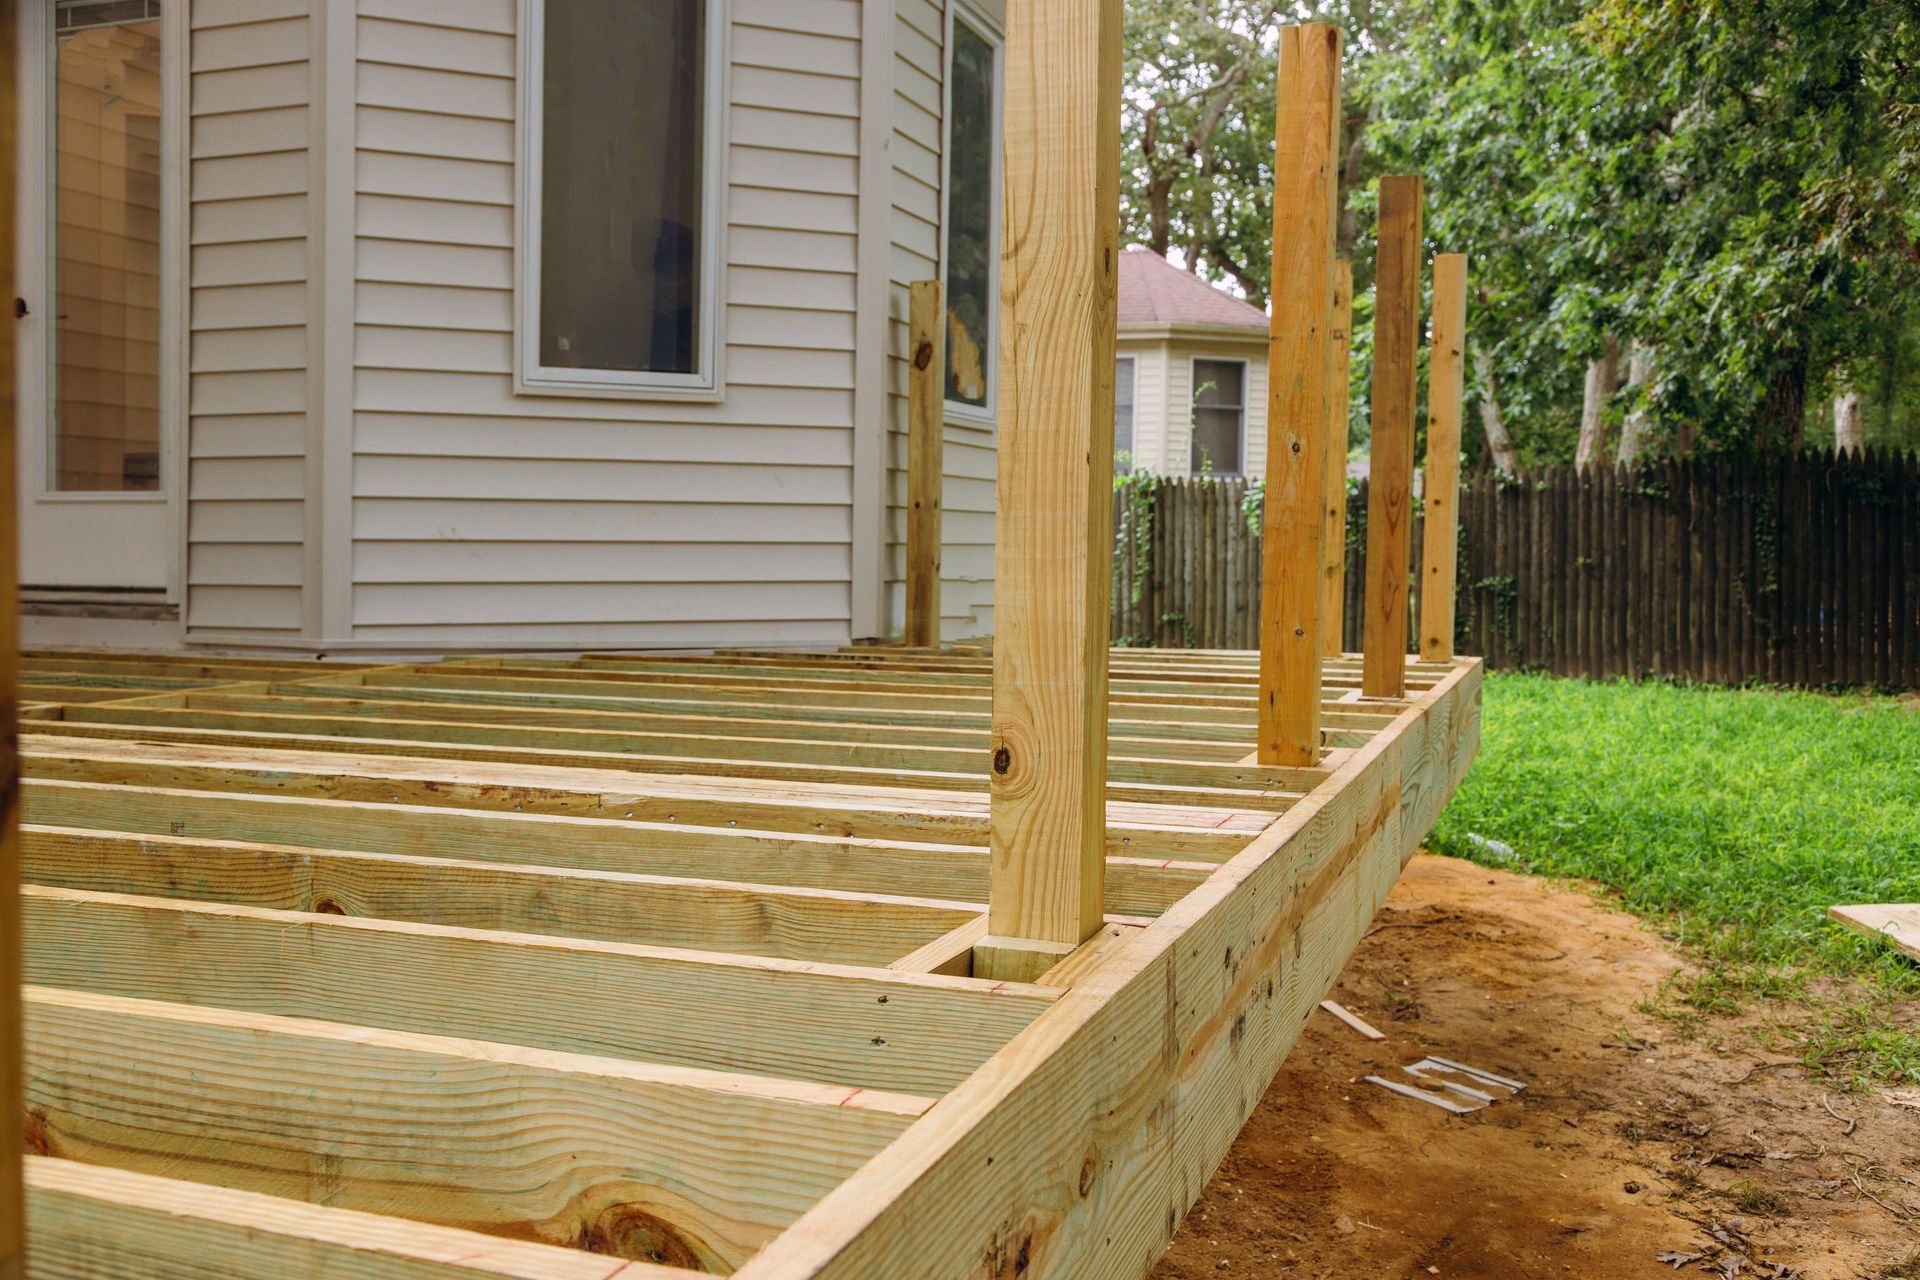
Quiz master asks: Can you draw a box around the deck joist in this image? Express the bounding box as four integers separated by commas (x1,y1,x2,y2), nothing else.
14,644,1480,1279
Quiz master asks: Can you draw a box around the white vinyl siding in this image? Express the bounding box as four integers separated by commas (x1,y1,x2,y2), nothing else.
1113,338,1166,474
185,0,309,637
1137,336,1268,478
882,0,998,642
346,0,861,645
1114,354,1136,471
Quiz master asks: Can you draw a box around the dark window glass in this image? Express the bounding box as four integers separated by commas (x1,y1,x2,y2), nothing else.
1191,359,1245,476
1114,355,1136,471
51,0,163,490
539,0,704,375
944,22,994,409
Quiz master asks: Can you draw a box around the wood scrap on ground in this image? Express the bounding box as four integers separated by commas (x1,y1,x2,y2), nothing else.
1828,903,1920,963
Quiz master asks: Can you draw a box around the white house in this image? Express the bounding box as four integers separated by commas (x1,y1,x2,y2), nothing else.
1114,247,1270,478
15,0,1004,652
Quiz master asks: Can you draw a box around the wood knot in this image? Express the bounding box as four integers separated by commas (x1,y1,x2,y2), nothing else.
23,1109,54,1157
577,1202,704,1268
913,340,934,371
992,746,1011,775
1078,1151,1098,1197
311,898,346,915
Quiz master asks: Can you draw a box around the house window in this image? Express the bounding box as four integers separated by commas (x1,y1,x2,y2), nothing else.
1190,358,1246,476
943,10,999,417
517,0,724,397
1114,355,1137,472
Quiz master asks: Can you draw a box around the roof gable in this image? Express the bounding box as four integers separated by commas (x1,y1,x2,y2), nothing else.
1117,249,1268,330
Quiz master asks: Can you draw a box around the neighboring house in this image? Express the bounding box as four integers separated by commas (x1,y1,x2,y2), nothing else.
1114,247,1269,478
15,0,1002,651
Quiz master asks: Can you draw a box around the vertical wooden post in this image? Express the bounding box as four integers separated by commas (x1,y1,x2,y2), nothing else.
1362,174,1422,698
0,0,22,1272
975,0,1122,983
904,279,945,648
1420,253,1467,662
1320,258,1354,657
1255,22,1342,768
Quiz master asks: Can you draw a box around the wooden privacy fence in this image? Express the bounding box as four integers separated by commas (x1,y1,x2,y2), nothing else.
1112,450,1920,687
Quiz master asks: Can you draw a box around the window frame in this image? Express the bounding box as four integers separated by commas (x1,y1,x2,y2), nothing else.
1113,353,1138,472
938,1,1003,428
1188,355,1248,477
514,0,731,401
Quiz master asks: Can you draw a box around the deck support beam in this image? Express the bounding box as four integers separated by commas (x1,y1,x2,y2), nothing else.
1420,253,1468,662
1362,174,1424,698
977,0,1123,981
1256,23,1343,766
905,280,945,648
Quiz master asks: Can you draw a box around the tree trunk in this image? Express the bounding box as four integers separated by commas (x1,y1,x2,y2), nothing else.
1833,390,1864,454
1473,351,1519,473
1336,110,1370,257
1616,342,1657,464
1761,345,1808,448
1575,335,1621,470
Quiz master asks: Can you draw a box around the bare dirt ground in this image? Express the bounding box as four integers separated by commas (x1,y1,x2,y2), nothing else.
1152,854,1920,1280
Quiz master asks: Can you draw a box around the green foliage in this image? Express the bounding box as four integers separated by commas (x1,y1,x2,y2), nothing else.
1122,0,1402,303
1112,468,1162,630
1367,0,1920,458
1121,0,1920,462
1431,674,1920,1084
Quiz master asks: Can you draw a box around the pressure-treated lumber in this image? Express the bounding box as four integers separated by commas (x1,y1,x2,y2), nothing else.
12,642,1482,1280
1829,903,1920,963
1322,259,1354,656
1420,252,1468,662
20,826,979,965
20,780,1217,915
36,705,1313,811
730,659,1482,1280
21,885,1050,1096
0,3,18,1270
25,1159,695,1280
979,0,1125,979
1257,22,1343,768
1363,174,1425,697
906,279,945,648
24,986,922,1272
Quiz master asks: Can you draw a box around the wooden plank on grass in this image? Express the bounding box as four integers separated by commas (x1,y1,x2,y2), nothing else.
1362,174,1423,697
977,0,1123,982
1828,904,1920,963
906,279,945,648
1256,22,1341,768
23,986,922,1273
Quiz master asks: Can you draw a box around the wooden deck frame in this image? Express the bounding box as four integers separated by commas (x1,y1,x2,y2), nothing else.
11,643,1479,1279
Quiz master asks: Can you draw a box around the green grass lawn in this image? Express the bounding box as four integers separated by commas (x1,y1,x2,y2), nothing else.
1427,673,1920,1085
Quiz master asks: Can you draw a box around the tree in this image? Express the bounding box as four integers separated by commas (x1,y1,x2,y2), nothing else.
1122,0,1920,463
1368,0,1920,460
1122,0,1405,307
